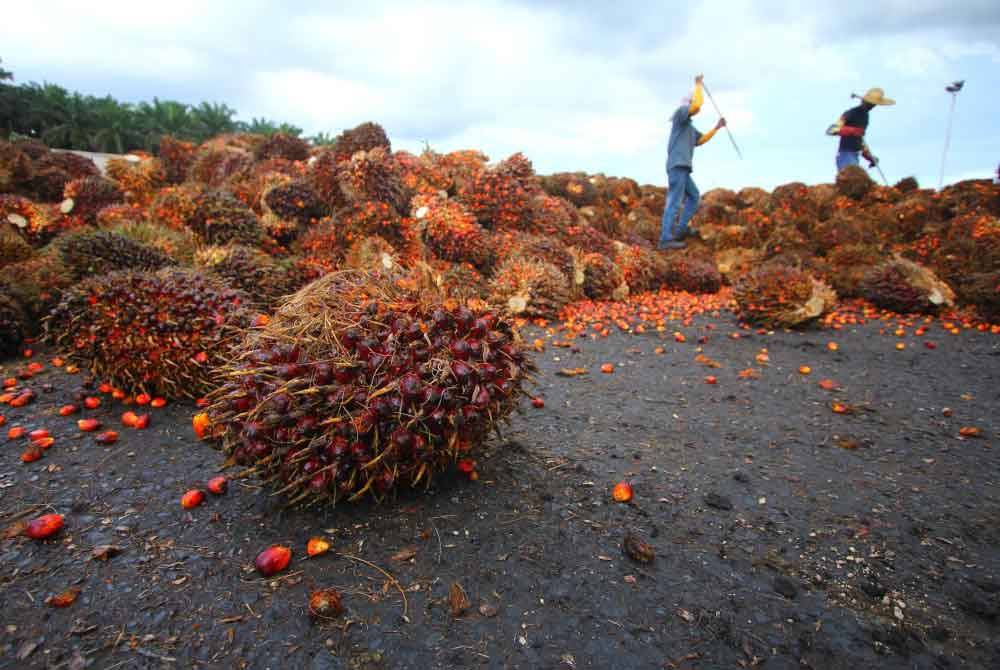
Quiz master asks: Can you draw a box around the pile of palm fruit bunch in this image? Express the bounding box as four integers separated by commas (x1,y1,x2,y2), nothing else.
5,122,1000,366
204,270,533,506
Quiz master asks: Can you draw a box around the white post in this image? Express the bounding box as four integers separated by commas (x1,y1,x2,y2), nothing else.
938,92,957,190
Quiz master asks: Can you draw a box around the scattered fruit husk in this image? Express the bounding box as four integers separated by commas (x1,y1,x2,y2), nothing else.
623,532,655,563
391,546,417,562
307,536,331,557
91,544,123,561
612,481,633,503
207,476,228,495
959,426,981,438
448,582,470,617
309,588,344,619
46,587,80,608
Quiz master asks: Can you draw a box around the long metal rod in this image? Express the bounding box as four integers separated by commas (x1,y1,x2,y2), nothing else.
938,92,957,190
874,163,889,186
701,80,743,160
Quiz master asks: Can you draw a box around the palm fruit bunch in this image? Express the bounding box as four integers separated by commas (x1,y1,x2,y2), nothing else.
336,200,409,249
556,224,616,257
157,135,197,184
659,254,723,294
61,176,124,224
306,149,348,210
823,244,882,297
294,217,343,268
195,244,304,307
835,165,875,201
733,264,837,328
1,194,56,245
189,190,262,245
810,208,881,251
526,193,580,238
36,150,99,178
254,132,310,162
345,235,399,273
861,256,955,314
1,250,71,321
431,261,489,303
576,251,626,300
44,268,250,398
331,121,392,164
56,230,176,280
228,163,293,210
395,150,452,198
1,225,34,268
107,221,199,265
888,193,937,242
262,179,328,227
414,194,493,270
458,153,537,229
498,233,574,279
577,203,621,239
620,206,661,246
488,257,571,318
95,203,145,228
105,156,167,206
613,242,666,293
187,147,253,187
957,271,1000,323
204,269,533,506
539,172,598,208
0,140,35,193
148,184,202,230
28,165,73,202
433,150,489,194
0,288,27,358
935,179,1000,218
336,147,407,214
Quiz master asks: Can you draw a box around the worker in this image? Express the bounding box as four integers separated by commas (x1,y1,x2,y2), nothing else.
659,74,726,250
827,87,894,175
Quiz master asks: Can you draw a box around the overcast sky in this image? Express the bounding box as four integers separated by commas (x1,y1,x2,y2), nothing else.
3,0,998,191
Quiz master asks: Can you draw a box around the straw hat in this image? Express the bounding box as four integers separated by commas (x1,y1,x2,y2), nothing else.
862,88,895,106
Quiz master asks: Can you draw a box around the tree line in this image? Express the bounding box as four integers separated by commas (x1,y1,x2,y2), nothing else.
0,58,338,154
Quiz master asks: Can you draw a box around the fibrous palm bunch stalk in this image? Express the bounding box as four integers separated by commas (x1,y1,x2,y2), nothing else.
861,256,955,314
823,244,882,298
189,189,262,245
105,156,167,207
414,194,494,270
835,165,874,201
488,257,571,318
56,230,176,280
332,122,392,164
61,176,124,224
540,172,598,208
659,254,723,294
458,153,537,229
254,132,310,162
44,268,251,398
148,184,203,231
187,146,254,187
1,226,34,268
613,242,667,294
0,289,27,358
1,194,56,245
576,251,626,300
107,220,199,265
205,270,533,507
34,151,100,180
336,147,407,214
157,135,197,184
732,264,837,328
344,235,399,274
262,179,329,227
195,244,306,307
0,140,34,193
95,203,146,228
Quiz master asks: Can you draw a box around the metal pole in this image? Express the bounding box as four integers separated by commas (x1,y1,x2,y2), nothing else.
701,81,743,160
938,92,957,190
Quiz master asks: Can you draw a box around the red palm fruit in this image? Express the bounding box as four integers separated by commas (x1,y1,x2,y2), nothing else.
83,397,101,409
0,415,5,427
34,436,55,450
307,536,331,557
7,426,26,440
21,446,43,463
27,362,44,374
9,391,35,407
531,397,545,408
181,489,205,509
95,430,118,444
29,429,50,441
612,481,633,503
457,458,476,475
207,476,228,495
121,411,139,428
150,397,167,408
0,393,16,404
52,357,65,367
25,513,64,539
59,404,79,416
2,378,15,388
98,383,113,394
192,412,211,439
133,414,150,429
255,545,292,577
77,419,101,432
112,389,126,400
135,393,151,405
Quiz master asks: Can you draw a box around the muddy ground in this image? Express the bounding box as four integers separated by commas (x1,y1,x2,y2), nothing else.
1,311,998,669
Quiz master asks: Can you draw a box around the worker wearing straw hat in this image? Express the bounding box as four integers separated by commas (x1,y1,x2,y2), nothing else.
659,74,726,250
827,87,895,174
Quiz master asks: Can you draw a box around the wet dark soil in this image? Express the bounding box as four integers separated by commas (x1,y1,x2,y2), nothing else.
1,313,998,669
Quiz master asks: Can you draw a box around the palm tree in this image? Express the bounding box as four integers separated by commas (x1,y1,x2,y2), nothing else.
136,98,195,150
310,131,337,146
0,57,12,81
91,96,139,153
190,101,238,141
37,85,96,150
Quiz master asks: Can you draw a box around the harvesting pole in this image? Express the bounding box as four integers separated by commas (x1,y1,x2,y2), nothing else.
701,80,743,160
938,80,964,190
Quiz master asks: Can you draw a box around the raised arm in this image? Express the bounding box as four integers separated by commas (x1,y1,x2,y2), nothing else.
689,74,705,116
696,117,726,146
826,115,865,137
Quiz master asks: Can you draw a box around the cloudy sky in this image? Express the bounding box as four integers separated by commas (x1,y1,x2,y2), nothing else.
3,0,998,191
